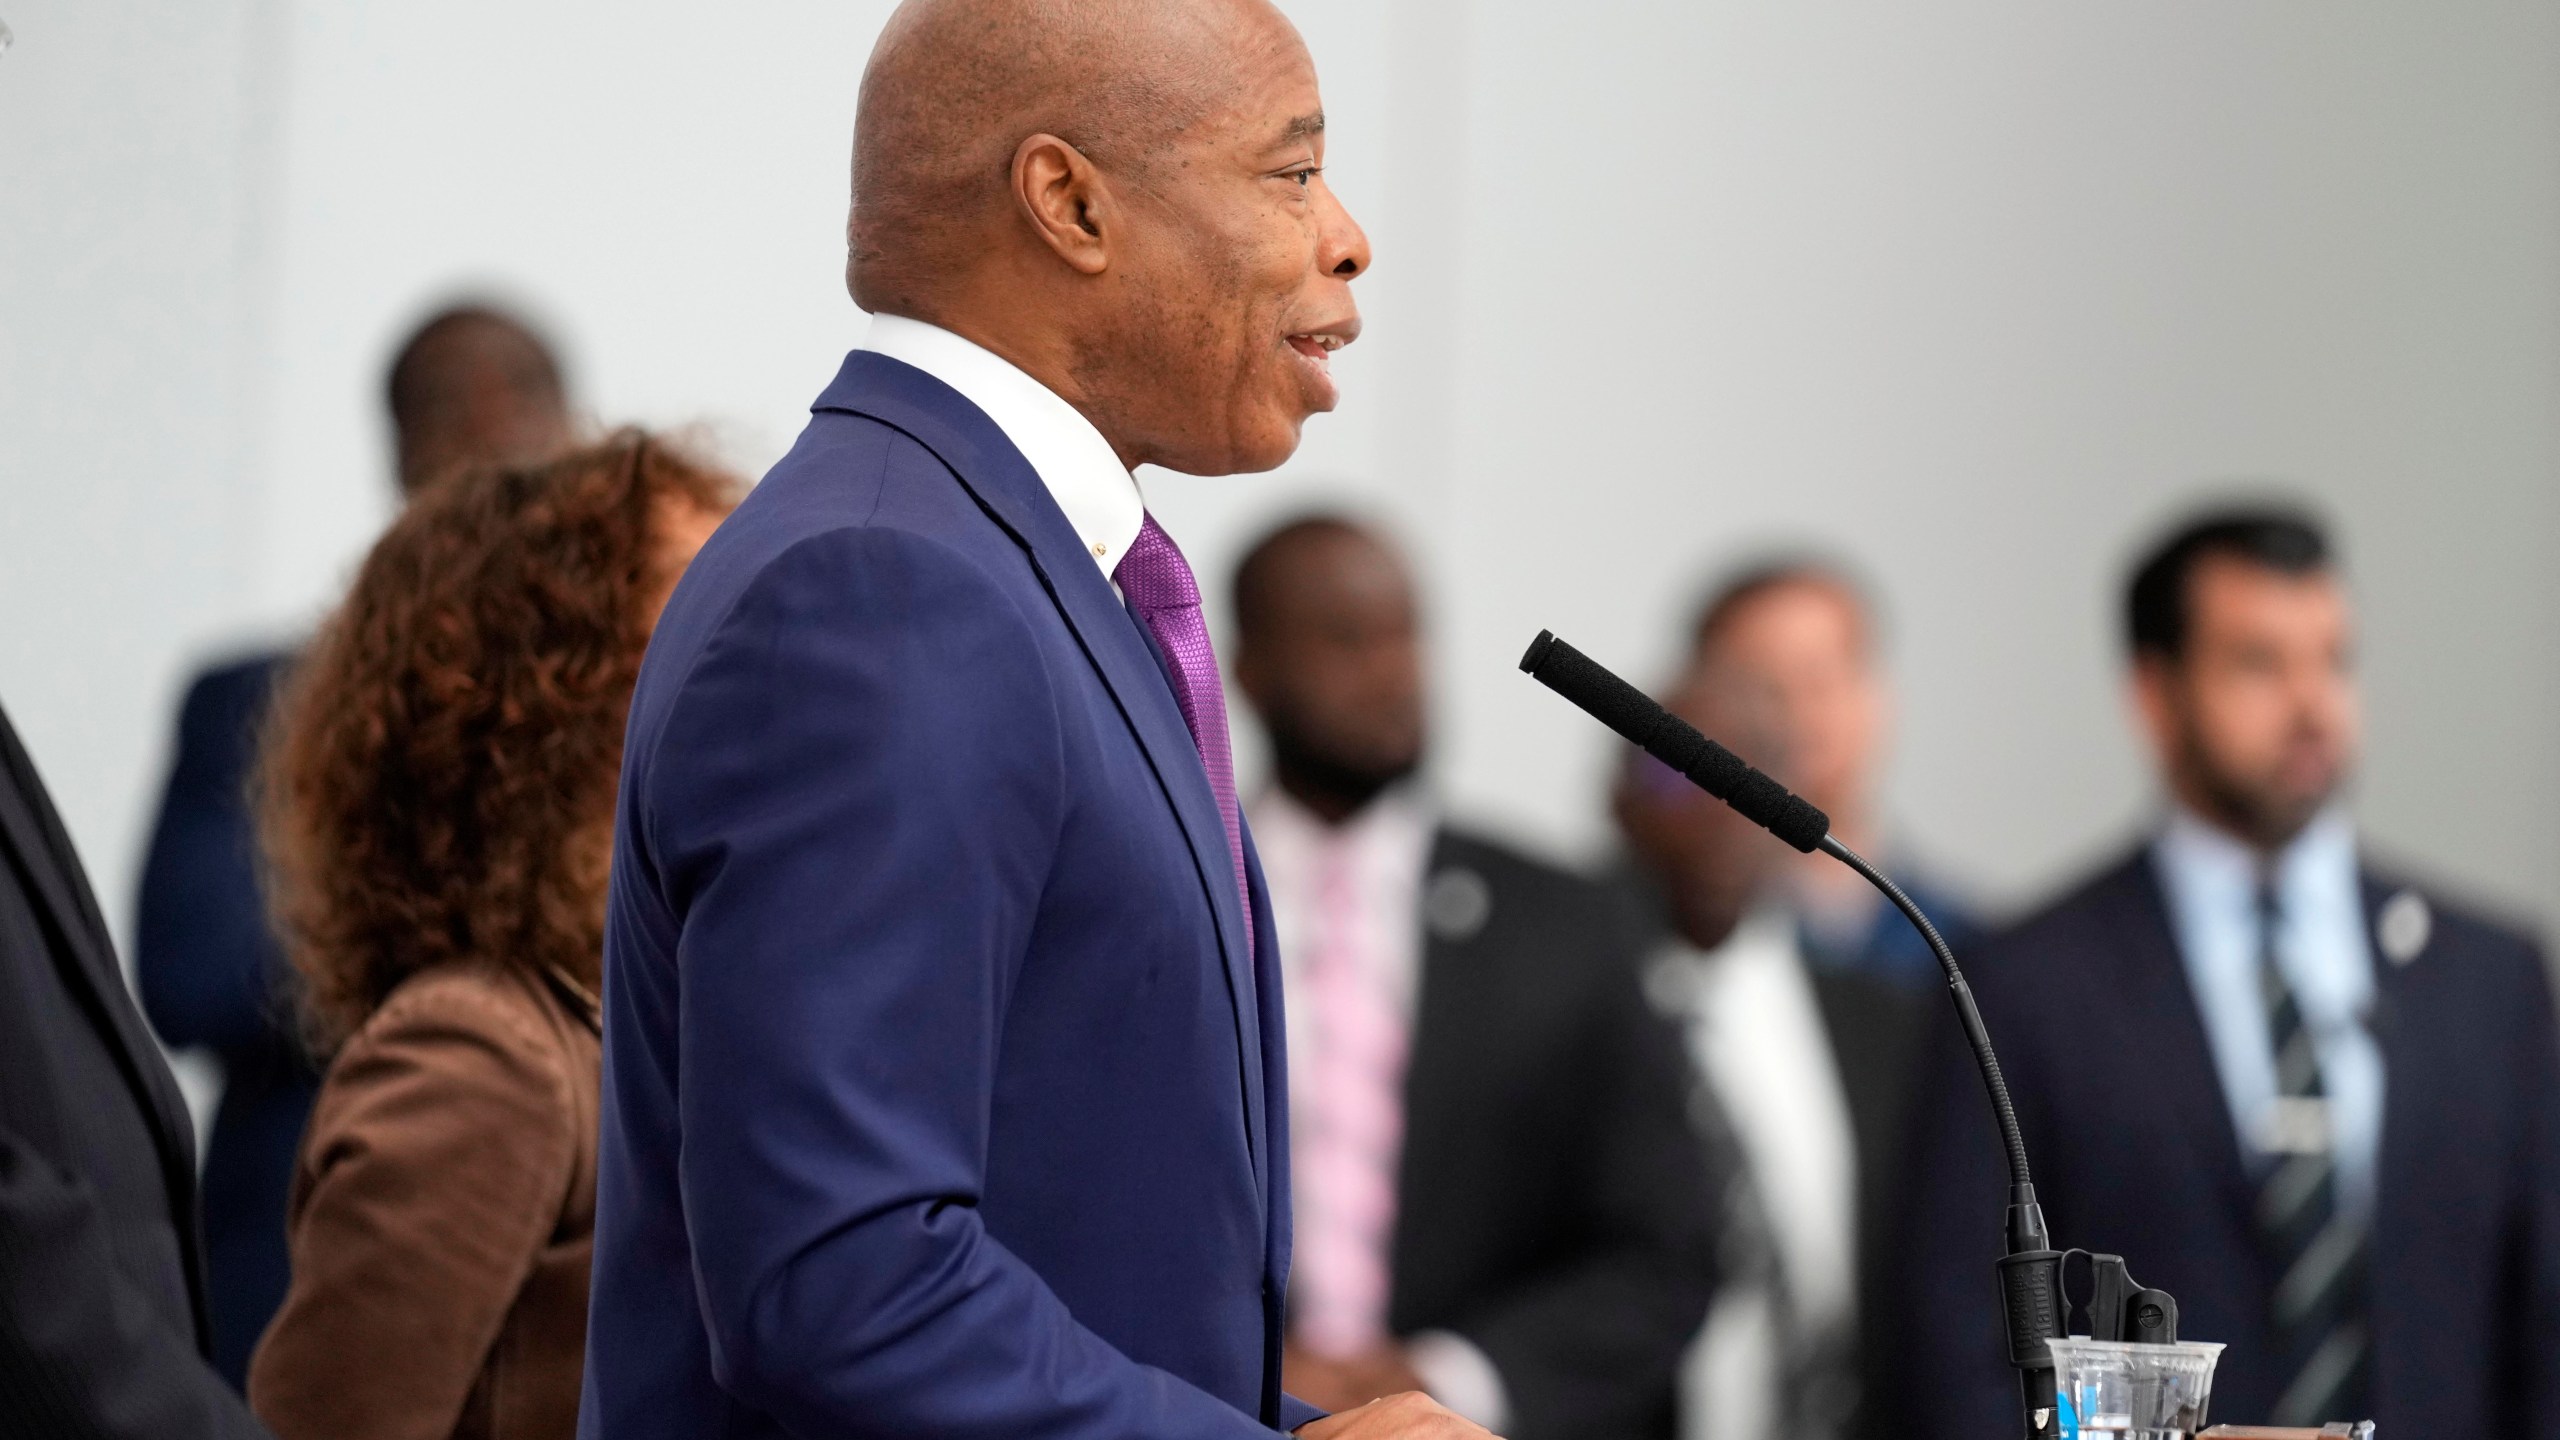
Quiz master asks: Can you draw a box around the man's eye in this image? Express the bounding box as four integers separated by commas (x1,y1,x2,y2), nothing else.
1288,166,1319,187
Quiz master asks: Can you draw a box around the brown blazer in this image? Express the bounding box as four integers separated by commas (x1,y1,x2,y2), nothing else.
249,959,601,1440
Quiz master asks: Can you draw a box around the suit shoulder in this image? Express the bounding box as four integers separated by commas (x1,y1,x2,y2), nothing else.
642,417,1031,694
1976,847,2155,956
177,647,296,734
2366,863,2541,947
1432,824,1653,995
2362,866,2550,1007
184,648,295,701
1435,824,1616,915
357,963,561,1060
709,409,977,560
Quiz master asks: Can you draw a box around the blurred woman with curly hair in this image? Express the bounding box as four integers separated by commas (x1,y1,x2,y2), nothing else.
247,432,734,1440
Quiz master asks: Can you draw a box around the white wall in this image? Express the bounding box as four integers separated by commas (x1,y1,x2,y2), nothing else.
0,0,278,947
3,1,2554,978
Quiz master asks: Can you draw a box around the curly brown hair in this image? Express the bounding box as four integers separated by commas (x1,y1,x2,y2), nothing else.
262,430,737,1051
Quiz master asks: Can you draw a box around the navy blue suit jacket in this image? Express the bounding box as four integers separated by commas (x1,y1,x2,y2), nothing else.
134,649,317,1386
1886,846,2560,1440
582,352,1311,1439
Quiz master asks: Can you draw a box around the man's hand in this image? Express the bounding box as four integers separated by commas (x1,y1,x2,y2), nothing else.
1283,1342,1426,1415
1295,1391,1501,1439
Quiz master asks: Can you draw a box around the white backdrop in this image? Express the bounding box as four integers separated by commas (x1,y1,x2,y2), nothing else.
4,1,2555,977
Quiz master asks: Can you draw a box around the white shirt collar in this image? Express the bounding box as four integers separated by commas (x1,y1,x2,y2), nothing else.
2156,801,2359,914
857,313,1144,580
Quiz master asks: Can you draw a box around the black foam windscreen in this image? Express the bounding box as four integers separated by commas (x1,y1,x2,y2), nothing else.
1518,629,1831,853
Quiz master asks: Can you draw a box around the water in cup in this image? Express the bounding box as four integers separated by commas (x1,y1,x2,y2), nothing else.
2049,1337,2225,1440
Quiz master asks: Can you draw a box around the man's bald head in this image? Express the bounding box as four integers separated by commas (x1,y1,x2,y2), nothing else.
850,0,1294,313
384,304,572,496
843,0,1368,477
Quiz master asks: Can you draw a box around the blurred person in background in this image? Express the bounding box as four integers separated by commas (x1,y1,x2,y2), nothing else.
1890,507,2560,1440
1613,617,1927,1440
1685,559,1978,991
0,700,270,1435
1233,515,1721,1440
133,300,574,1385
246,434,732,1440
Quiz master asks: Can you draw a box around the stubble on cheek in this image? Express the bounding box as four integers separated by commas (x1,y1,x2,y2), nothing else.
1072,230,1261,468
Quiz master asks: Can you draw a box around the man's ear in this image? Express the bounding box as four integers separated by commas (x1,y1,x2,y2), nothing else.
2128,654,2182,769
1013,133,1113,276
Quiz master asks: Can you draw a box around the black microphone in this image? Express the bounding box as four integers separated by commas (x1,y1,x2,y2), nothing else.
1521,629,2070,1440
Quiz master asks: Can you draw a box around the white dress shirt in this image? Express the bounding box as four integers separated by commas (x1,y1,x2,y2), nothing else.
857,313,1142,580
2151,805,2384,1218
1247,787,1512,1432
1649,905,1861,1440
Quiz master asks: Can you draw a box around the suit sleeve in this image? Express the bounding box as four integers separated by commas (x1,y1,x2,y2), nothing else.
2511,939,2560,1439
1279,1394,1326,1432
642,528,1280,1439
1453,915,1722,1440
135,666,292,1056
0,1124,272,1439
247,982,576,1440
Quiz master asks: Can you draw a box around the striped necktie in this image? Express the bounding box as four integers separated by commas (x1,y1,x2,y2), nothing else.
2253,877,2370,1426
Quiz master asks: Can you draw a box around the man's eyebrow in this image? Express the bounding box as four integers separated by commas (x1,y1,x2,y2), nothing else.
1275,111,1326,145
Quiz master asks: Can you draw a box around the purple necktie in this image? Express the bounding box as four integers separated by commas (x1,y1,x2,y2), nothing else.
1115,513,1252,953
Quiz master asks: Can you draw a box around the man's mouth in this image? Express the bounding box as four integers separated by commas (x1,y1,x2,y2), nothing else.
1285,330,1348,367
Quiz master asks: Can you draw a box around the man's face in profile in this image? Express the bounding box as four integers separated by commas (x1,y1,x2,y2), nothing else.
2137,556,2361,848
1092,22,1368,475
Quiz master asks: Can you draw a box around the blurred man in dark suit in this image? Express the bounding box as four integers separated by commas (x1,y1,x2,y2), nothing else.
1686,560,1978,991
1233,516,1721,1440
1613,619,1926,1440
134,301,571,1383
0,696,270,1437
1892,507,2560,1440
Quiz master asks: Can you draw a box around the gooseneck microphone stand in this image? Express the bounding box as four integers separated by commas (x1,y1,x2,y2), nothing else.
1818,834,2066,1437
1519,631,2069,1440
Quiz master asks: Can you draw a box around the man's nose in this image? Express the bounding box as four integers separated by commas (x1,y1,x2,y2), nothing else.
1319,184,1371,279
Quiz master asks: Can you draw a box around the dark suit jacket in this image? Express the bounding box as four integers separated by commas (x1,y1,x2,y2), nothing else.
1805,963,1931,1440
0,697,270,1437
135,648,318,1385
1617,872,1930,1440
583,351,1309,1439
1887,846,2560,1440
1389,828,1721,1440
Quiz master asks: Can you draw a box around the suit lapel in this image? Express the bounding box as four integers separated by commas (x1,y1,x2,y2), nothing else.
0,705,204,1243
2357,872,2416,1273
2103,853,2257,1221
1392,828,1466,1316
812,351,1268,1185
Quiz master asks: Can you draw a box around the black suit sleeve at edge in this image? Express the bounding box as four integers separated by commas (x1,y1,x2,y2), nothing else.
1455,912,1723,1440
0,1126,271,1439
2510,941,2560,1440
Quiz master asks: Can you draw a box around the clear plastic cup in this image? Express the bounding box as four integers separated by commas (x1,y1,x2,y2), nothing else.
2048,1337,2226,1439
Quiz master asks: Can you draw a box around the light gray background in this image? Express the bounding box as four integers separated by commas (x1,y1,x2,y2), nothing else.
5,1,2554,985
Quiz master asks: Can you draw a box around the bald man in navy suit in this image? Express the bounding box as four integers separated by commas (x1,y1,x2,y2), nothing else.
581,4,1493,1438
